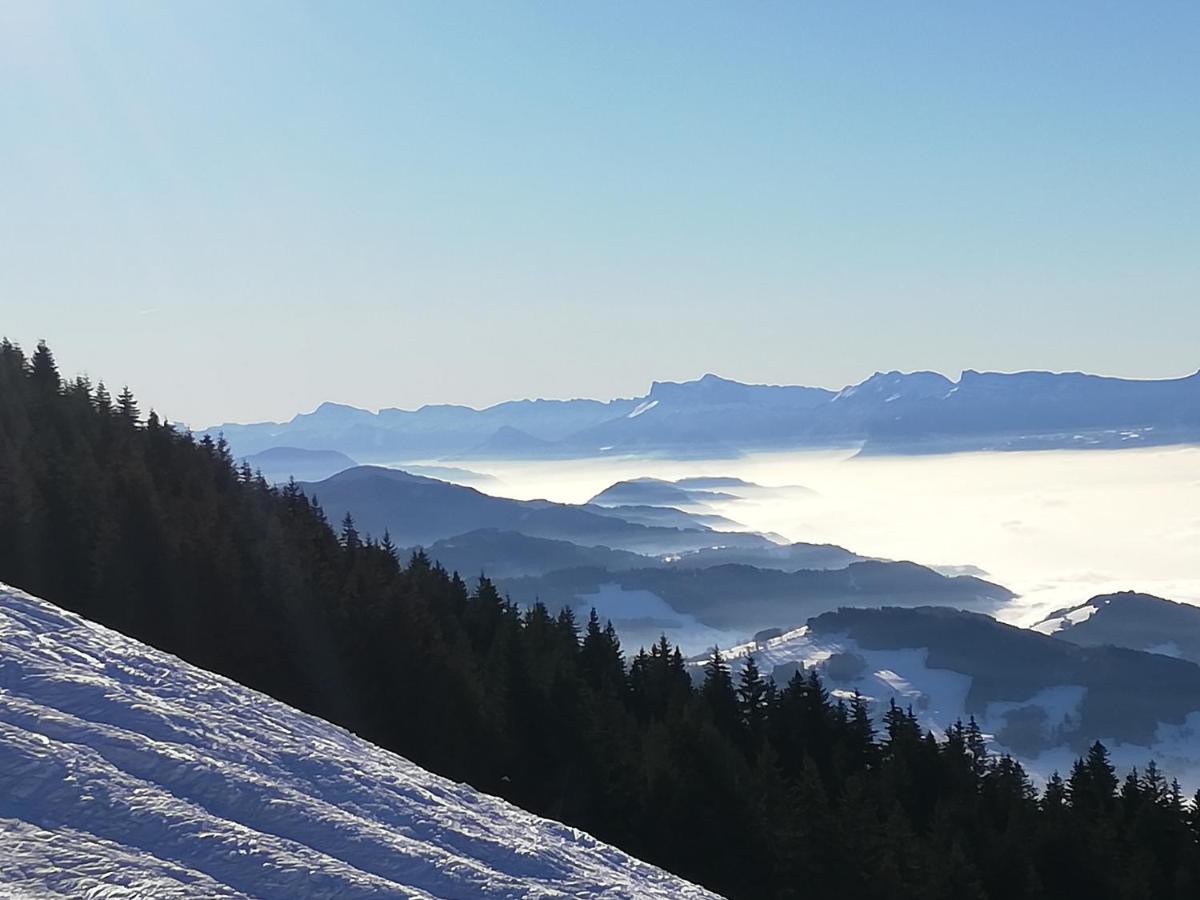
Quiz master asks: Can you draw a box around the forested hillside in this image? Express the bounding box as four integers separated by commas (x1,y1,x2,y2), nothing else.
4,339,1200,899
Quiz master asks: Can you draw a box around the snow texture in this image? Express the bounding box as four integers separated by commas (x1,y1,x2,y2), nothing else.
625,400,659,419
0,583,717,899
1030,601,1103,635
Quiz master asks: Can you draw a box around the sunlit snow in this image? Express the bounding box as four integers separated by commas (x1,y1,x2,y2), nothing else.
0,584,716,899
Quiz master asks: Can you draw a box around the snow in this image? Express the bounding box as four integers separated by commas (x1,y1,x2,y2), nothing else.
1031,602,1102,635
625,400,659,419
718,630,973,738
0,583,716,899
713,625,1200,788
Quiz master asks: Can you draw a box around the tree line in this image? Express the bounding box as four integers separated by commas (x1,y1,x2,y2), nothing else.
3,338,1200,898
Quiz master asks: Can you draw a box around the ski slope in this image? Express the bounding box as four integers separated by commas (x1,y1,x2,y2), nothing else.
0,583,716,899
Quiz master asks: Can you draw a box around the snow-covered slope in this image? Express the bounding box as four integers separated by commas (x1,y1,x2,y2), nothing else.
711,606,1200,790
0,583,716,899
1032,591,1200,664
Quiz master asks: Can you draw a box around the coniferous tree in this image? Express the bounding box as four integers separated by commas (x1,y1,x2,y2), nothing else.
29,340,59,389
340,512,360,550
737,654,768,755
701,646,739,740
116,386,140,424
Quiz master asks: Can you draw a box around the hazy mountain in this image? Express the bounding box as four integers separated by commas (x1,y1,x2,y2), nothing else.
299,466,775,555
589,476,815,513
416,529,648,579
203,368,1200,462
560,374,837,455
499,560,1013,647
393,464,500,487
1033,591,1200,664
588,477,736,508
456,425,557,459
418,529,866,582
661,541,866,571
581,503,742,531
241,446,357,483
855,369,1200,454
203,396,639,459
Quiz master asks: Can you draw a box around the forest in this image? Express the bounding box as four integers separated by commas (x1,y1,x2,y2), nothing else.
3,339,1199,899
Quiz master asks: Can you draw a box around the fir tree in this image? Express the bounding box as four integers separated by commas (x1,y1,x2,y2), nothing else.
29,340,59,389
117,386,140,424
737,654,768,754
701,646,739,739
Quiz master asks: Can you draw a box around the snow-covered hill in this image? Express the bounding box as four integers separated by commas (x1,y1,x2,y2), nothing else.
710,606,1200,791
1032,591,1200,664
0,583,716,899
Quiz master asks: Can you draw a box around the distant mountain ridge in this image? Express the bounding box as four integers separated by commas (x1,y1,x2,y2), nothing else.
298,466,775,555
1033,591,1200,664
203,368,1200,462
498,560,1013,647
240,446,357,483
297,466,1005,651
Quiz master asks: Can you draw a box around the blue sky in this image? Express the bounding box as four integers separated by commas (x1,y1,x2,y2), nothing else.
3,1,1197,426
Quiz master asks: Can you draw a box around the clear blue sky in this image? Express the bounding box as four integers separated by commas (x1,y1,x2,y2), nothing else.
3,1,1197,426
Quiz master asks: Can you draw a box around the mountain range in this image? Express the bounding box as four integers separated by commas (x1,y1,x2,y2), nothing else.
299,466,774,555
294,464,1012,652
204,368,1200,463
499,562,1012,653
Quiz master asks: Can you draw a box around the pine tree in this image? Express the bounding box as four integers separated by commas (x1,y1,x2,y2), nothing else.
377,529,397,561
580,609,624,691
1042,771,1067,814
737,655,768,755
844,691,876,772
93,381,113,415
29,340,59,389
1142,760,1168,806
117,386,140,424
340,512,360,550
1068,741,1117,816
701,647,739,739
965,715,988,777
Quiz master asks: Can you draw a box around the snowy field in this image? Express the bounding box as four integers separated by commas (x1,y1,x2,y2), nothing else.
0,584,715,899
430,445,1200,625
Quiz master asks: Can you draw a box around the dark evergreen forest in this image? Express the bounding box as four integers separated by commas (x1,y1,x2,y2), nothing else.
3,339,1200,899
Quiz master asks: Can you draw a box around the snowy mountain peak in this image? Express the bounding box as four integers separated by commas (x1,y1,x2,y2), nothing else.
834,370,955,402
0,583,715,899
